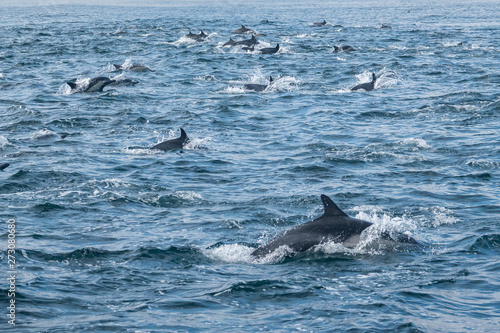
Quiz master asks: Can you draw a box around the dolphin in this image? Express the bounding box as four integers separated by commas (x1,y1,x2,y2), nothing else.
259,44,279,54
333,45,355,53
0,163,9,171
351,72,377,91
313,20,327,26
113,64,153,72
251,194,418,258
223,38,237,47
244,76,273,92
224,35,259,47
185,30,208,42
381,24,392,29
66,77,116,93
109,78,139,86
232,25,256,34
150,128,189,152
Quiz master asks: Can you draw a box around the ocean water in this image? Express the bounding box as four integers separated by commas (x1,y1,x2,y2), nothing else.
1,0,499,331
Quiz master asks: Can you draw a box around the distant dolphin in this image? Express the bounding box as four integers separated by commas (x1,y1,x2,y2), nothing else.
381,24,392,29
313,20,327,26
251,194,419,258
224,35,259,47
223,38,237,47
66,77,116,93
150,128,189,152
109,78,139,86
232,25,256,34
0,163,9,171
244,76,273,92
242,45,254,52
185,30,208,42
333,45,355,53
351,73,377,91
113,64,153,72
259,44,279,54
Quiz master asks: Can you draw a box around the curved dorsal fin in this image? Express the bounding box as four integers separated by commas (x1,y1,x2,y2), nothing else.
371,72,377,83
320,194,348,217
241,25,246,28
66,82,77,90
179,128,187,140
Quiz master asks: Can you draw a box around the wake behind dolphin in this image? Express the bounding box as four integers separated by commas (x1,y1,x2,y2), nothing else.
251,194,418,258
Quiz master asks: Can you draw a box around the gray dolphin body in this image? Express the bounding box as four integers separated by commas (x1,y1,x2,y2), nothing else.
66,77,116,93
351,73,377,91
150,128,189,152
113,64,153,72
259,44,280,54
333,45,355,53
244,76,273,92
313,20,327,26
251,194,418,258
224,35,259,47
185,31,208,42
0,163,9,171
232,25,256,34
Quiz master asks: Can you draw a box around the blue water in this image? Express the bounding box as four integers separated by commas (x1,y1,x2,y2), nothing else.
1,0,499,331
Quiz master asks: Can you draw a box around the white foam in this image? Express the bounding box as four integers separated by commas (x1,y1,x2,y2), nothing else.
31,128,58,140
466,159,500,169
399,138,431,149
175,191,202,200
422,206,459,227
0,135,10,149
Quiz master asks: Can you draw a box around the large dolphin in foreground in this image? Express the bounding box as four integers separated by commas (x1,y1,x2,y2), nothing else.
351,73,377,91
150,128,189,151
66,77,116,93
251,194,418,258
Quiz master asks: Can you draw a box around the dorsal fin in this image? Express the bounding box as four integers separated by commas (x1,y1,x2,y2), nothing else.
241,25,246,29
66,82,77,90
371,72,377,83
179,128,187,140
320,194,348,217
269,76,273,83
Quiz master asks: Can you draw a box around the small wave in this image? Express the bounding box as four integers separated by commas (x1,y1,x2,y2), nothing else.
420,206,459,227
469,234,500,254
0,135,10,149
194,75,216,81
31,128,59,141
466,159,500,170
398,138,431,149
